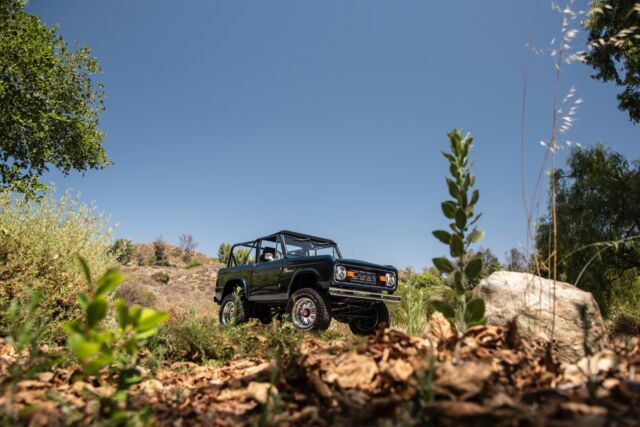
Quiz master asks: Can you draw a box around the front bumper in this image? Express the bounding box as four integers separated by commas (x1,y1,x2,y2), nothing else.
328,287,401,303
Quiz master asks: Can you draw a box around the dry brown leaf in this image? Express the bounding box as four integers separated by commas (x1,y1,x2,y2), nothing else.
331,353,377,389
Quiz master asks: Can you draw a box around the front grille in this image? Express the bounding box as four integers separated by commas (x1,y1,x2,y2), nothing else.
351,270,378,285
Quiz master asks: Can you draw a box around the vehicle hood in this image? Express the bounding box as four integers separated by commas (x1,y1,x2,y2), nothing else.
337,258,396,272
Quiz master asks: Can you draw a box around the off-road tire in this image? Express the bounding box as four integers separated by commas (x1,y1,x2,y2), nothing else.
286,288,331,331
219,292,250,325
349,302,390,335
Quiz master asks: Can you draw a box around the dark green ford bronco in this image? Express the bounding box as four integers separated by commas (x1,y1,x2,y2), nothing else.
214,230,400,334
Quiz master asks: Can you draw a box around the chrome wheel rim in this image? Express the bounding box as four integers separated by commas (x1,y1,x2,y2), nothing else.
221,300,236,325
291,297,317,330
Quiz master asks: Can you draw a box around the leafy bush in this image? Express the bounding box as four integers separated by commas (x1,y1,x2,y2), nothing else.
110,238,135,265
115,283,158,307
431,130,487,332
65,259,168,424
0,190,116,342
153,236,170,266
151,271,170,284
186,259,203,269
391,268,455,335
607,268,640,335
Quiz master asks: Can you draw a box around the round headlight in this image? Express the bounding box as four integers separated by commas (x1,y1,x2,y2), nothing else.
335,265,347,281
385,272,396,287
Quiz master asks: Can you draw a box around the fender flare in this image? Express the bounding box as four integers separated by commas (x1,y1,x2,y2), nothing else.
222,278,249,300
287,268,323,297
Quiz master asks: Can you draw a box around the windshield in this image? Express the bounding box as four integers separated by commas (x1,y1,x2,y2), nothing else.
282,235,341,259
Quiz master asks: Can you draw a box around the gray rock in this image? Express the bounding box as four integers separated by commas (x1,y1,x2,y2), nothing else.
474,271,607,362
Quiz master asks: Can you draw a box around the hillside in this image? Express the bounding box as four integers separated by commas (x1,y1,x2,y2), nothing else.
116,243,224,315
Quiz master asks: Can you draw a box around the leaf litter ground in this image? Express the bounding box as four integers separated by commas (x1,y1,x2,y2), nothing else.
1,314,639,426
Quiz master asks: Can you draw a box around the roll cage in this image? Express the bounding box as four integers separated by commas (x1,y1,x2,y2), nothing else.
228,230,342,267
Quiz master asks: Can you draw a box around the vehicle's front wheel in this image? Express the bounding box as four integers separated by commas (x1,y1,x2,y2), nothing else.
286,288,331,331
219,292,249,326
348,302,390,335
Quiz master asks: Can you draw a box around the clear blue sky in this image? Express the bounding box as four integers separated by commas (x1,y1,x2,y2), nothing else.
30,0,639,269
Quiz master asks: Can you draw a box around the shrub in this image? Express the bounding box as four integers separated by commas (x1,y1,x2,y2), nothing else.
110,238,135,265
186,259,203,269
0,190,116,342
391,268,455,335
607,268,640,335
151,271,170,284
179,233,198,263
115,283,158,307
65,259,167,424
153,236,170,266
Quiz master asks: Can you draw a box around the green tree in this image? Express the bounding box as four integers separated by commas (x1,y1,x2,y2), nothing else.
153,236,169,266
217,242,232,264
0,0,109,197
536,144,640,313
505,247,528,272
584,0,640,123
110,238,135,265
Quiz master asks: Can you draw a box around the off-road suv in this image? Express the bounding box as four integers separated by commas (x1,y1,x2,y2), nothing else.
214,230,400,335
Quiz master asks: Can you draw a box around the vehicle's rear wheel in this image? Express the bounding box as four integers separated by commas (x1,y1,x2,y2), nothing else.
219,292,249,326
286,288,331,331
348,302,390,335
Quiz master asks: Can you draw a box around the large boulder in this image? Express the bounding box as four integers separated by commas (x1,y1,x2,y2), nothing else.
473,271,607,362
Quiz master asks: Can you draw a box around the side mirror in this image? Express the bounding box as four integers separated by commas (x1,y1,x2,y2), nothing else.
264,252,274,261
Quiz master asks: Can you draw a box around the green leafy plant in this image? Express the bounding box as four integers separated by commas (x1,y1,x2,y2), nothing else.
431,129,487,332
64,258,168,424
110,239,135,265
151,271,170,285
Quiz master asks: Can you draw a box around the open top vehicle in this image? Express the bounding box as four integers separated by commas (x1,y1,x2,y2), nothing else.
214,230,400,335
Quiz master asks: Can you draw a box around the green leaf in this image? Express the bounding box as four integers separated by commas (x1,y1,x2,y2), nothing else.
470,189,479,205
115,299,129,328
76,292,89,310
464,299,486,324
86,299,107,328
84,353,114,375
453,271,464,293
449,234,464,257
449,163,460,180
431,300,456,320
432,230,452,245
446,178,459,199
118,368,143,390
455,209,467,230
95,267,124,298
135,309,168,332
68,333,100,360
432,257,454,274
467,229,485,244
465,257,483,279
77,256,92,285
441,201,456,219
467,316,487,327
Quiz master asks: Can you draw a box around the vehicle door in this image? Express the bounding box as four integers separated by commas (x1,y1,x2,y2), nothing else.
228,242,258,299
252,236,286,301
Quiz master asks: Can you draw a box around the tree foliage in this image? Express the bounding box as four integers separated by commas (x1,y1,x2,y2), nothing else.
217,242,232,264
584,0,640,123
536,144,640,313
0,0,109,197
